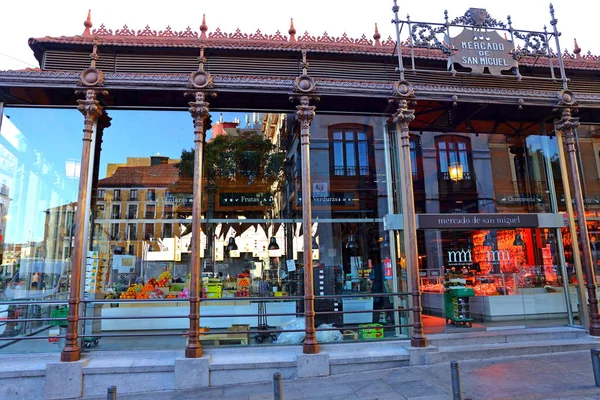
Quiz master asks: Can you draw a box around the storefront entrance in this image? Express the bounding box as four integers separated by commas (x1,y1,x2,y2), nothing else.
418,225,581,334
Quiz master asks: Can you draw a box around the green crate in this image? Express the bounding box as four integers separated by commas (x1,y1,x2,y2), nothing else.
50,307,68,327
358,323,384,339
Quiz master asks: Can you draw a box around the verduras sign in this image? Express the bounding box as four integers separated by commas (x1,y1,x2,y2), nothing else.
451,29,517,75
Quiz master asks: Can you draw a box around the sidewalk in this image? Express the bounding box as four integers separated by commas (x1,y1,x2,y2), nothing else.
81,349,600,400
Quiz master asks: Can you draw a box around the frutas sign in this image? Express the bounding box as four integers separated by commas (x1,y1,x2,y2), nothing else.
451,29,517,75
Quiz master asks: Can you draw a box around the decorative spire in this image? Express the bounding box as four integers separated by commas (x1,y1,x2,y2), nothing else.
573,38,581,58
83,10,92,37
289,18,296,42
200,14,208,39
373,23,381,47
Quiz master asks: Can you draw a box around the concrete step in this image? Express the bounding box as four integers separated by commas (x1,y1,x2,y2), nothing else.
325,341,410,374
427,326,588,348
425,337,600,364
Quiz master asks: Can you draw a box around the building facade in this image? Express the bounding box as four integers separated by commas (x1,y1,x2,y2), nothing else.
1,6,600,365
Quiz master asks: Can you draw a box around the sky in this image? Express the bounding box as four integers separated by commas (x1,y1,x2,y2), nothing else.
0,0,599,71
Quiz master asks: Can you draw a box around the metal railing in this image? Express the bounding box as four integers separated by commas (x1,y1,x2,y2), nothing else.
0,292,420,350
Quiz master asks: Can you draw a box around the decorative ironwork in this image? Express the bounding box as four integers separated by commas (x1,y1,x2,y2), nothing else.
409,22,452,56
179,26,198,38
137,25,157,37
293,50,317,94
158,26,176,37
92,24,113,36
114,24,136,36
79,42,104,87
449,8,507,29
512,31,550,60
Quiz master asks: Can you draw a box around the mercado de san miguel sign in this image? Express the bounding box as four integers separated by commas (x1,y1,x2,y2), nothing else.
449,9,518,75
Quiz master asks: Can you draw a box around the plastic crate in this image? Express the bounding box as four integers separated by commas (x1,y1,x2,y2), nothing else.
358,323,384,339
50,307,68,327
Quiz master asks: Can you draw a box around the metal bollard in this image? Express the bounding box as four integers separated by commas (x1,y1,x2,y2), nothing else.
591,348,600,387
273,372,283,400
107,385,116,400
450,361,462,400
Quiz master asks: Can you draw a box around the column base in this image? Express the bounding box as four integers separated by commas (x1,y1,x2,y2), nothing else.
185,346,203,358
303,341,319,354
411,337,428,348
60,348,81,362
589,326,600,336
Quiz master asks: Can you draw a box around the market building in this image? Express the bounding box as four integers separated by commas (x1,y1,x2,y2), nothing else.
1,3,600,397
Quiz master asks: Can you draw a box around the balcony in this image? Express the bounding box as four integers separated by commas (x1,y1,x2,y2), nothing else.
145,212,155,219
110,234,121,241
127,213,137,219
162,212,173,219
110,213,121,220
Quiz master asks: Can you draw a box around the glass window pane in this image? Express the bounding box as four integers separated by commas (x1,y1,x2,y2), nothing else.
334,142,344,175
459,151,469,173
439,150,449,172
345,131,354,141
333,131,342,140
346,142,356,175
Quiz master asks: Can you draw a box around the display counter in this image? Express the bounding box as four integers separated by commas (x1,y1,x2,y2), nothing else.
422,288,580,322
101,300,297,331
342,297,374,324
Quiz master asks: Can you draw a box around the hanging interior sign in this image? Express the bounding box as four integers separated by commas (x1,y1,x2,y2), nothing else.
450,28,517,76
383,257,393,280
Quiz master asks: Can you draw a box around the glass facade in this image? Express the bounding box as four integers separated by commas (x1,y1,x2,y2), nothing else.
0,99,597,352
0,107,81,351
0,100,597,352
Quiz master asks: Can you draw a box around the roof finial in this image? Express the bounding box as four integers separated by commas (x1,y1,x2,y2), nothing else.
373,23,381,47
200,14,208,39
83,10,92,37
573,38,581,58
289,18,296,42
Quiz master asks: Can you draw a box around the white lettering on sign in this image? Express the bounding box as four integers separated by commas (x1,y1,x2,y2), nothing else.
462,41,505,51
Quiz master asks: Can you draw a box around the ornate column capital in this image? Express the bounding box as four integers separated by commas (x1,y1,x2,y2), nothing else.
391,98,416,126
76,89,106,128
293,95,318,131
186,91,214,130
390,79,416,129
554,107,580,138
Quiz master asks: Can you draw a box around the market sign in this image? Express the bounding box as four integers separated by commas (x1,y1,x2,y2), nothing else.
498,194,543,205
218,192,273,207
450,28,517,76
297,192,356,207
560,195,600,205
417,213,538,229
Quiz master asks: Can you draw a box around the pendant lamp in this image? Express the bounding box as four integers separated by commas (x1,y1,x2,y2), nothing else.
227,236,238,251
483,234,493,247
346,234,359,249
268,236,280,250
513,233,525,246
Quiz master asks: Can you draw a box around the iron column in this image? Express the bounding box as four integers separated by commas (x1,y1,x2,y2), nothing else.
555,107,600,336
185,91,210,358
392,82,427,347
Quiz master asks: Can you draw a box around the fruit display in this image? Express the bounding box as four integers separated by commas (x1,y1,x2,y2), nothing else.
235,287,250,297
